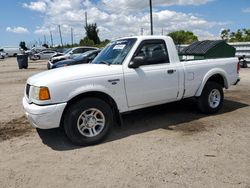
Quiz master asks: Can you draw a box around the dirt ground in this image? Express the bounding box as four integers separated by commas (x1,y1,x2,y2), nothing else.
0,58,249,188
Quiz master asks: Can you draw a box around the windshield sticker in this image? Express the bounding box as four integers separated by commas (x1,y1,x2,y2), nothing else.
116,40,127,44
113,44,126,50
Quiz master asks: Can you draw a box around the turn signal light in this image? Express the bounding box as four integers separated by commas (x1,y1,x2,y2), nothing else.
39,87,50,100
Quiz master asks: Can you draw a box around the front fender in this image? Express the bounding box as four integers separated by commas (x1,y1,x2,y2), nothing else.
195,68,229,97
68,84,111,101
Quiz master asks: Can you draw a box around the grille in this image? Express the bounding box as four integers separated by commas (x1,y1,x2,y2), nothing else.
26,84,30,98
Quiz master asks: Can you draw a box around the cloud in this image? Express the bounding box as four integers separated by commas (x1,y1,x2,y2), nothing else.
242,7,250,13
23,0,224,42
102,0,213,12
23,1,47,12
6,26,29,34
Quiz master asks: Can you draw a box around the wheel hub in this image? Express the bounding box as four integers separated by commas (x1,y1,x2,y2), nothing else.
85,116,97,128
77,108,105,137
208,89,221,108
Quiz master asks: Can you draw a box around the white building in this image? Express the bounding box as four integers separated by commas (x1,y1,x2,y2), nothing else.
229,42,250,62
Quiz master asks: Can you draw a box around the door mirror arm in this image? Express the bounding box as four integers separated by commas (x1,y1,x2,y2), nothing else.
128,56,146,69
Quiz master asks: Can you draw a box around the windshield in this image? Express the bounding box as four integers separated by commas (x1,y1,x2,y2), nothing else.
64,48,72,54
73,50,96,60
92,38,137,65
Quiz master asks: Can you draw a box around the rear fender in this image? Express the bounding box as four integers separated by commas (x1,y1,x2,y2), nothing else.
195,68,229,97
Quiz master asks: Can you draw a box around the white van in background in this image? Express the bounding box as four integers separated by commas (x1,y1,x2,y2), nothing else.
2,47,21,57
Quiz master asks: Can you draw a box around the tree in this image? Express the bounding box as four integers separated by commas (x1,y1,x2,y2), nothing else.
79,37,95,46
220,29,230,41
220,28,250,42
167,30,198,44
42,43,49,48
243,29,250,41
19,41,28,50
84,23,100,44
232,29,243,42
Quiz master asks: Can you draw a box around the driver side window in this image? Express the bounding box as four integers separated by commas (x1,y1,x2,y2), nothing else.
135,40,170,65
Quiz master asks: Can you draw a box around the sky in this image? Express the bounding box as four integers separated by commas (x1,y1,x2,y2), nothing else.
0,0,250,47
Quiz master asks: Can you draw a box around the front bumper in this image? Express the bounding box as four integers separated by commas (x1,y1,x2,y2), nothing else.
22,97,67,129
47,60,53,69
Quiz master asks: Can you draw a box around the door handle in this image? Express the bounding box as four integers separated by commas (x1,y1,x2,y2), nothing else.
108,79,120,82
167,69,176,74
108,79,120,85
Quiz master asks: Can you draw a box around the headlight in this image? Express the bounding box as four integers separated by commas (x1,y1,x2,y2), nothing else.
31,86,51,101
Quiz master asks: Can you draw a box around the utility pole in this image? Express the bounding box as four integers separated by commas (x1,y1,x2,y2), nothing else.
58,25,63,47
50,30,54,47
161,28,164,35
43,35,47,44
71,27,74,46
141,27,144,35
38,38,42,46
149,0,153,35
85,11,88,27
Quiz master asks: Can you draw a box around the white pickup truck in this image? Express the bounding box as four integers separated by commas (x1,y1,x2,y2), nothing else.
23,36,240,145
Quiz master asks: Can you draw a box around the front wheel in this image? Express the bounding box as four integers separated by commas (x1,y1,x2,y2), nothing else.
198,82,224,114
64,98,113,146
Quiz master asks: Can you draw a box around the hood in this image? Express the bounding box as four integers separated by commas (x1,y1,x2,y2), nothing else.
53,59,75,67
27,64,123,86
52,54,70,60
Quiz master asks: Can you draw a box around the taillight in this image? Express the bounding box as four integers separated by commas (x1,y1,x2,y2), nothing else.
237,61,240,74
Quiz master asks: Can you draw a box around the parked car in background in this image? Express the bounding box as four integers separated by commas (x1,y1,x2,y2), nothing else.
49,48,71,59
239,55,248,68
49,46,98,64
26,47,47,55
48,50,101,69
30,50,57,60
0,49,8,59
0,53,4,59
2,47,20,57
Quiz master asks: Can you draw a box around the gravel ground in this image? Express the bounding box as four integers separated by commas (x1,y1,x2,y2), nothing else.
0,58,249,188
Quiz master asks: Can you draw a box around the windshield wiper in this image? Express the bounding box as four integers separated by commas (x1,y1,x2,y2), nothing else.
99,61,111,65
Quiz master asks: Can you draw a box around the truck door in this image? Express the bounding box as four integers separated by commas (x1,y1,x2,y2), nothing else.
124,39,179,107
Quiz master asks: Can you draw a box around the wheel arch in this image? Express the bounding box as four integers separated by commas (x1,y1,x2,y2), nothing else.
60,91,121,127
195,69,229,97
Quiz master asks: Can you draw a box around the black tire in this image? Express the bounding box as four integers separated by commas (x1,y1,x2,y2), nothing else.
64,98,113,146
243,61,248,68
198,82,224,114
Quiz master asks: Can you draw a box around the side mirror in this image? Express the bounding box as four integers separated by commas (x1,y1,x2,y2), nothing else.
86,57,92,63
128,56,145,69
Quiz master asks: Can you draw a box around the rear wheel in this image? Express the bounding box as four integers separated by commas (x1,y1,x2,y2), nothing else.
198,82,224,114
64,98,113,146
